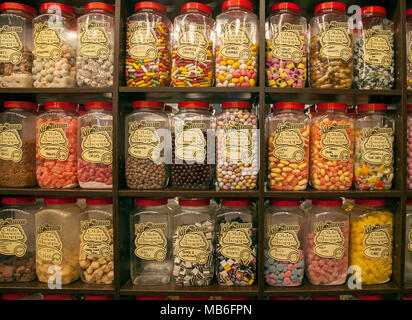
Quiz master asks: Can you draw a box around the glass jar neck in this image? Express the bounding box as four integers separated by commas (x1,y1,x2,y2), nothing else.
85,107,111,113
86,8,114,16
223,6,253,13
315,8,345,17
179,108,209,114
181,8,211,17
2,8,34,19
136,7,165,16
318,108,345,114
362,12,385,20
134,107,163,113
271,8,300,16
274,108,303,114
41,10,75,19
358,110,385,115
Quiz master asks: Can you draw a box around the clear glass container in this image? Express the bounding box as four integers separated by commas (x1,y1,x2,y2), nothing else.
409,105,412,189
310,103,354,190
172,198,214,286
80,198,113,285
354,104,394,190
171,101,215,190
309,2,353,88
35,197,84,284
266,102,310,190
125,101,170,190
0,2,36,88
32,3,77,88
264,199,304,287
171,2,215,87
36,102,79,188
0,197,38,282
406,199,412,283
76,2,114,88
407,9,412,90
349,198,393,284
266,2,307,88
0,101,37,187
78,101,113,189
126,2,171,87
304,199,349,285
216,199,256,286
130,198,172,285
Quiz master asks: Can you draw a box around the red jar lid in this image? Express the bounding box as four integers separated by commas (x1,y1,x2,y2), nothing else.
353,294,383,300
404,293,412,299
314,2,346,14
274,102,304,110
221,296,252,300
44,197,77,205
43,294,74,300
269,199,300,207
317,103,347,111
86,198,113,205
361,6,386,16
357,103,387,112
222,0,253,11
407,104,412,111
181,2,212,14
354,198,386,206
44,101,78,110
1,2,36,16
311,199,342,207
221,199,252,207
270,296,299,300
4,101,37,109
311,295,340,300
407,9,412,16
132,101,164,109
407,199,412,205
135,2,166,14
2,197,36,205
221,101,252,109
179,198,210,206
85,101,113,109
270,2,301,14
41,3,76,16
136,296,166,300
86,2,115,13
1,293,31,300
178,101,209,109
180,296,210,300
135,198,168,206
78,105,86,115
85,295,113,300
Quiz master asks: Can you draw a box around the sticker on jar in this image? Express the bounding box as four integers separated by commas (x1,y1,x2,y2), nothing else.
127,21,158,60
36,224,63,265
128,120,161,161
320,123,351,161
134,222,167,261
221,123,253,163
177,24,210,62
361,127,393,166
177,225,210,264
80,219,112,258
314,221,345,259
408,227,412,252
272,23,304,63
273,122,305,162
362,29,392,67
37,122,69,161
175,122,206,162
0,25,23,65
220,22,252,60
319,21,352,61
363,223,392,259
267,224,300,263
0,123,23,162
0,218,27,257
33,22,62,61
81,125,113,165
218,222,252,260
79,21,110,60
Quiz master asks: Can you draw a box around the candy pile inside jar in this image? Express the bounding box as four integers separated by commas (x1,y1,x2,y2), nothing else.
408,105,412,189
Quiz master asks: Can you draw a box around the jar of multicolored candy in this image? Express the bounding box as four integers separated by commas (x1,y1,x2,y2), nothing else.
266,2,307,88
266,102,310,190
405,199,412,283
171,2,214,87
126,2,171,87
407,105,412,189
354,104,394,190
310,103,354,190
215,0,258,87
406,9,412,90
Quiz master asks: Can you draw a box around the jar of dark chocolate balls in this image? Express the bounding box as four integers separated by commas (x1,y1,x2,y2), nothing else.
125,101,170,189
171,101,216,190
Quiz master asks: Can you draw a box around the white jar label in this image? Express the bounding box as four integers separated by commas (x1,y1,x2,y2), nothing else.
320,122,351,161
177,24,210,62
272,23,304,63
134,222,167,261
0,218,27,257
37,122,69,161
319,21,352,61
361,127,393,166
81,125,113,164
79,21,110,60
221,122,253,163
81,219,112,258
36,224,63,265
363,223,392,259
363,29,392,67
314,221,345,259
177,225,210,264
0,123,22,162
219,222,252,260
128,120,161,161
267,224,300,263
33,22,63,61
273,122,305,162
175,122,206,162
0,25,23,64
220,22,252,60
127,21,158,60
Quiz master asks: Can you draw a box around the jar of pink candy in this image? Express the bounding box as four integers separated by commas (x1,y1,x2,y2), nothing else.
266,2,307,88
304,199,349,286
408,105,412,189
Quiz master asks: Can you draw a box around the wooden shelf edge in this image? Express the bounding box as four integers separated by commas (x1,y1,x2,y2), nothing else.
119,87,260,93
265,88,402,96
0,88,113,94
119,190,260,198
265,190,402,198
0,188,113,197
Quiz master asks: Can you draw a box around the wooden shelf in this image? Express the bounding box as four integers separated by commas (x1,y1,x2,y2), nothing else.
0,188,113,197
119,189,259,198
119,87,260,93
0,88,113,94
265,189,402,199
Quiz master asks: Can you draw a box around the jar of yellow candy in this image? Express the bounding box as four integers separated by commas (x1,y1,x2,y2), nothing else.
349,198,393,284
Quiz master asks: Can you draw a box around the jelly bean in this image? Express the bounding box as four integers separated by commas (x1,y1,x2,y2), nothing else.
264,249,304,287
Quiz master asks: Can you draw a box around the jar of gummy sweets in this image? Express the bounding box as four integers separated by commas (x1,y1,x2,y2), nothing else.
0,101,37,187
36,102,79,189
126,2,171,87
266,102,310,190
216,199,257,286
405,199,412,283
76,2,114,88
125,101,170,190
171,101,215,190
310,103,354,190
0,2,36,88
78,101,112,189
304,198,349,286
32,3,77,88
215,0,258,87
131,198,172,285
407,105,412,189
407,9,412,90
264,199,304,287
349,198,393,284
266,2,307,88
171,2,215,87
354,104,394,190
172,198,214,286
309,2,353,88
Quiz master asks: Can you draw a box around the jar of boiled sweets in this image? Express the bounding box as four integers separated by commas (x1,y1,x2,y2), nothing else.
266,102,310,190
125,101,170,190
264,199,304,287
310,103,354,190
215,0,258,87
216,199,256,286
131,198,172,285
78,101,113,189
216,101,258,191
80,198,113,285
408,105,412,189
266,2,307,88
126,2,171,87
405,199,412,283
304,199,349,286
171,101,215,190
407,9,412,89
0,2,36,88
36,102,79,188
349,198,393,284
171,2,214,87
354,104,394,190
0,101,37,187
76,2,114,88
32,3,77,88
0,197,39,283
309,2,353,88
172,198,214,286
